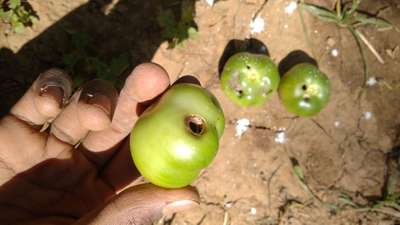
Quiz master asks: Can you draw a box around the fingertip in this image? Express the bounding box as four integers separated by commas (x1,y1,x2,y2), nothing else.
77,80,118,131
77,102,112,131
34,86,64,118
125,63,170,102
11,68,72,125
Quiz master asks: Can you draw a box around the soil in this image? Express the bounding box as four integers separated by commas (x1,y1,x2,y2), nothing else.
1,0,400,224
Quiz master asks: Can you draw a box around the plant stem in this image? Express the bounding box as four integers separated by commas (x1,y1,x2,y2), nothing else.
355,29,385,64
348,27,368,87
336,0,341,18
298,3,317,58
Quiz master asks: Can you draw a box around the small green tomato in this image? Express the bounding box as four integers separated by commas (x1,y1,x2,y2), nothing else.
130,83,225,188
278,63,331,117
220,52,280,107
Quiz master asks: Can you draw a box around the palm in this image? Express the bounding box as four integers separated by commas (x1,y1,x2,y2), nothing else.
0,115,119,224
0,64,198,225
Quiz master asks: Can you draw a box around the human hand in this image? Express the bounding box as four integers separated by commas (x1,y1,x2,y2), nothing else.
0,63,199,225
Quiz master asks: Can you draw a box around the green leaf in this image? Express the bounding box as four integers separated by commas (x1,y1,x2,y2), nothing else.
293,164,305,181
290,158,305,180
339,193,358,207
13,22,25,33
301,3,340,24
187,26,198,39
2,10,13,20
354,12,394,31
10,12,19,23
9,0,21,9
0,8,5,18
29,15,38,24
157,9,177,39
348,0,362,16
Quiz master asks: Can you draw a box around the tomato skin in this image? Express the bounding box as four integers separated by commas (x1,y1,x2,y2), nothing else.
130,83,225,188
220,52,280,107
278,63,331,117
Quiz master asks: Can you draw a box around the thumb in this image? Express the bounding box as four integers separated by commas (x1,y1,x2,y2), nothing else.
74,183,199,225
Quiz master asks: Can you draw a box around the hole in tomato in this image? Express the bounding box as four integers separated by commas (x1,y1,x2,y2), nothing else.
236,89,244,97
185,115,206,136
246,65,251,70
302,85,307,91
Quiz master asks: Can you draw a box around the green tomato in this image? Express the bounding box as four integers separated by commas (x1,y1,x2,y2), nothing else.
278,63,331,117
220,52,280,107
130,83,225,188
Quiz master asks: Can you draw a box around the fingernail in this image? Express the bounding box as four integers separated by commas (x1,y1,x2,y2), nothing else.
163,200,199,217
79,79,118,117
35,68,73,107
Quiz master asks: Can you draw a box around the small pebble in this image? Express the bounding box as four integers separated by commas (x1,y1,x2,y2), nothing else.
284,24,289,29
327,37,336,47
366,77,377,87
235,118,250,137
250,16,265,34
363,112,373,120
274,128,287,144
284,1,298,15
331,48,339,57
225,202,233,208
205,0,214,6
250,207,257,215
334,121,341,127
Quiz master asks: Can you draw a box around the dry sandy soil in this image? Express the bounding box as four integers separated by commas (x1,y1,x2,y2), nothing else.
1,0,400,224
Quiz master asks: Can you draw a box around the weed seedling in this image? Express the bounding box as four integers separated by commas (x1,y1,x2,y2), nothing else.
298,0,397,86
62,32,131,88
0,0,38,33
157,0,198,48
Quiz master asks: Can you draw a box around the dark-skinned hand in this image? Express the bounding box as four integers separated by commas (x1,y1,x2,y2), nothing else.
0,63,199,225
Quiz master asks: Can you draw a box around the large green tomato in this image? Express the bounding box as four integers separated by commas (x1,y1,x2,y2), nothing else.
220,52,280,107
278,63,331,117
130,83,225,188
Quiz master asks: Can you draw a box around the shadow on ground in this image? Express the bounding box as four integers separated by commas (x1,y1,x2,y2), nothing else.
0,0,196,116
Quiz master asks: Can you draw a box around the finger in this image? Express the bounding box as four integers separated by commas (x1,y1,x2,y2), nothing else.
10,68,72,125
77,80,118,131
50,80,117,145
74,183,199,225
100,138,139,191
81,63,170,165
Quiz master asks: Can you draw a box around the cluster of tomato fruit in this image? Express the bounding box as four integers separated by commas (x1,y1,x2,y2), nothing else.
221,52,331,116
129,51,331,189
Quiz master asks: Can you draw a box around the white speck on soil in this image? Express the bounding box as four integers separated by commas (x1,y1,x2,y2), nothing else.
334,121,341,127
235,118,250,137
274,128,287,144
331,48,339,57
366,77,378,86
205,0,214,6
250,207,257,215
284,24,289,29
225,202,233,208
327,37,336,47
284,1,297,14
363,112,373,120
250,16,265,34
